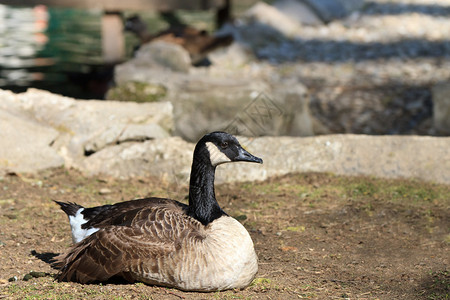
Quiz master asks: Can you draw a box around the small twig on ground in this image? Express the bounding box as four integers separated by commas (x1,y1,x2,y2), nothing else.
163,289,185,299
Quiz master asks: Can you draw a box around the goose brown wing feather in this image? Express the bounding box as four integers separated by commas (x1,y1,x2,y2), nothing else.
82,198,187,229
56,203,205,284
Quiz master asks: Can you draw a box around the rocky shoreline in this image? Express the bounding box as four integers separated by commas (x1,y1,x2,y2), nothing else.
0,88,448,184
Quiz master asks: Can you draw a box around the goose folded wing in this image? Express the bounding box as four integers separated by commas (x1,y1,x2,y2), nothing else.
82,198,186,229
55,206,203,284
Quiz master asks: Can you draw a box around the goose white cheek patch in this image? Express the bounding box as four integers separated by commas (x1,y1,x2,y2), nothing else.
206,142,231,166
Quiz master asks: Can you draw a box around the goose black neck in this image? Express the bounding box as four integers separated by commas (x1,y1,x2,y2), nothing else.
188,155,225,226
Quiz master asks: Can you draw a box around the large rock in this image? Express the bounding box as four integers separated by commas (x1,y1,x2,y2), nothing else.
0,88,174,174
216,135,450,184
0,91,447,185
14,89,172,164
166,76,314,141
0,109,64,175
73,133,450,185
78,137,193,180
272,78,314,136
115,50,314,142
112,3,323,143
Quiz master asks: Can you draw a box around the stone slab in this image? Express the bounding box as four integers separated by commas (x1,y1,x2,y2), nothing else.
217,134,450,184
0,109,64,174
73,134,450,185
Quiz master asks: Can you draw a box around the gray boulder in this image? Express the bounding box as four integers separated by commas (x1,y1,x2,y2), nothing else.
115,50,314,142
78,137,193,180
74,133,450,185
0,109,64,175
216,134,450,184
0,88,174,175
15,89,173,164
272,78,314,136
83,123,170,154
166,76,314,142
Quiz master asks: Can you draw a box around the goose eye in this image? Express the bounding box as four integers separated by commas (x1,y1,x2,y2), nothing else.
220,142,228,149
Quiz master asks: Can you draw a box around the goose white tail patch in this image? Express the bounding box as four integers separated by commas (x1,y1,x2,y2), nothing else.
206,142,231,166
68,208,99,243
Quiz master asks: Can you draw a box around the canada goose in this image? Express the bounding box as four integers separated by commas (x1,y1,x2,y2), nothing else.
53,132,263,291
124,15,233,64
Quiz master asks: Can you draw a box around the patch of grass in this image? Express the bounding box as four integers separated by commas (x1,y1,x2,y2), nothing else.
444,234,450,244
286,226,306,232
336,176,449,207
253,182,282,195
240,173,449,213
363,202,375,217
421,270,450,300
387,183,442,204
4,279,117,299
348,181,378,197
106,81,167,103
250,277,272,288
213,292,253,299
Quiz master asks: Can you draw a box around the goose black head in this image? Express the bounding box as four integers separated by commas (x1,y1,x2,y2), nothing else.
195,132,263,167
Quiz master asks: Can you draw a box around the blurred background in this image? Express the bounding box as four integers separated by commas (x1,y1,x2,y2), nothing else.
0,1,249,99
0,0,449,136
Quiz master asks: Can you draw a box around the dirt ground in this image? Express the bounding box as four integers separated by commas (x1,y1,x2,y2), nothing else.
0,168,448,299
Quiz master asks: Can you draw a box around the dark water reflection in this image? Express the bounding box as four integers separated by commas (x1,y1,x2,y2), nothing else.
0,5,116,99
0,4,217,99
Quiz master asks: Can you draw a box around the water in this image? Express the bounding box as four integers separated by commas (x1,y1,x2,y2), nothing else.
0,3,254,99
0,5,111,98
